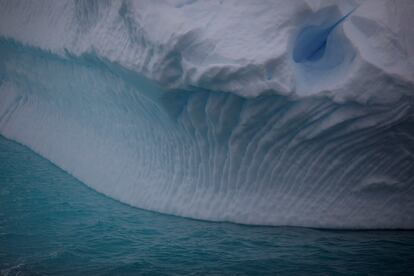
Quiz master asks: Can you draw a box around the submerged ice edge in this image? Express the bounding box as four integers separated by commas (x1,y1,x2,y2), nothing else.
0,0,413,104
0,39,413,229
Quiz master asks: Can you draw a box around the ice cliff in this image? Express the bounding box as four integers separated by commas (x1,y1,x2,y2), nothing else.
0,0,413,228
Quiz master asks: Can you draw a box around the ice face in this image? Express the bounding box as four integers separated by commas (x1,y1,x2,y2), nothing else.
0,0,412,102
0,0,413,228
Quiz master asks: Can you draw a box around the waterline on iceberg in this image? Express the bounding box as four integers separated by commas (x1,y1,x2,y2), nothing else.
1,38,413,228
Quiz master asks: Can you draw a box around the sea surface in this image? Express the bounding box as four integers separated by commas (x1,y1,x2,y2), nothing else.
1,135,413,275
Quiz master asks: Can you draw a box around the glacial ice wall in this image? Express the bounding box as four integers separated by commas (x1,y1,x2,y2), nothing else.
0,0,413,102
0,0,413,228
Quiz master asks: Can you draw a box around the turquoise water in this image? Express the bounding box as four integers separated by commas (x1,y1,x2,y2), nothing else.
1,135,413,275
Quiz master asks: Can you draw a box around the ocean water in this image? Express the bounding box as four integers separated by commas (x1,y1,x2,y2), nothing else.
1,135,414,275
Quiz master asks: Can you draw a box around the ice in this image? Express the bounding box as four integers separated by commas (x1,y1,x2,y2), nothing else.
0,0,413,228
0,0,412,102
293,7,356,63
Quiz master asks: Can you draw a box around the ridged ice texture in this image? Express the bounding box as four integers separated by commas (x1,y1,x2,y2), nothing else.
0,0,413,103
1,39,413,228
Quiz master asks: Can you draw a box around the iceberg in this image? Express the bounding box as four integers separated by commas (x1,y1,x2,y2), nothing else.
0,0,413,228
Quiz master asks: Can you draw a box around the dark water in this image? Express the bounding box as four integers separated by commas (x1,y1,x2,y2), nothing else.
0,135,413,275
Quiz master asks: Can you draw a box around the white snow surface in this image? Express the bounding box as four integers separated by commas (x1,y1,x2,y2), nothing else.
0,0,413,103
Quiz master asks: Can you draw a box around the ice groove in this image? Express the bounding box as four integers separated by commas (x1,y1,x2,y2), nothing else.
0,38,413,228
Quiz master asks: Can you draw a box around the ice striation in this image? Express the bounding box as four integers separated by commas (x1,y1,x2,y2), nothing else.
1,0,413,102
0,0,413,228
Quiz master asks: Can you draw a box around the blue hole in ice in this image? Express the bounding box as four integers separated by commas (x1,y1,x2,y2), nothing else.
293,26,329,63
291,6,358,95
293,8,356,64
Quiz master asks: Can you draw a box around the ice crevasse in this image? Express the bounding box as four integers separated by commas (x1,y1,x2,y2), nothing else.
0,0,413,228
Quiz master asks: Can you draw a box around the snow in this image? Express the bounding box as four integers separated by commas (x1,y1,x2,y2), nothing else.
0,0,412,103
0,0,413,228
